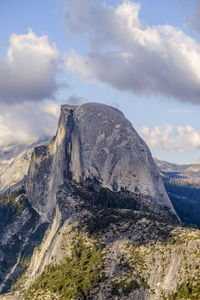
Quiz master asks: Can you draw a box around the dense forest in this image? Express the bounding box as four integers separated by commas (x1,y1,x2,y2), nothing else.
163,176,200,228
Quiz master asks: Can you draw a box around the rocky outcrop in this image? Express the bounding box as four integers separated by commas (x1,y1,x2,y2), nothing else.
8,183,199,300
0,190,48,294
0,103,181,299
26,103,175,221
0,137,50,192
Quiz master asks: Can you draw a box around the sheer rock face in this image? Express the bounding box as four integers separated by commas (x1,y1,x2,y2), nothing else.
26,103,175,221
0,103,179,298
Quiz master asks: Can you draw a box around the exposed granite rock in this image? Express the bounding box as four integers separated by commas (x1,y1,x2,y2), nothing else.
26,103,175,222
0,191,48,294
8,181,198,300
0,103,181,299
0,137,50,192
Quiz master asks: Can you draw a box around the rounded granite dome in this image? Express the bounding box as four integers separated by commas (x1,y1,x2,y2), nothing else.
27,102,176,220
70,103,174,211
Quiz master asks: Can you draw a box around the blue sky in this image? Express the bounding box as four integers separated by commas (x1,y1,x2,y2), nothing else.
1,0,200,164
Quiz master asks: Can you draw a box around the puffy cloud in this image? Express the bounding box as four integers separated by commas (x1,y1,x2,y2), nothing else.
0,95,88,146
63,0,200,104
0,29,60,103
0,102,60,145
140,124,200,151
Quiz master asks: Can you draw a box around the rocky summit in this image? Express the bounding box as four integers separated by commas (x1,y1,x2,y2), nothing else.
0,103,199,300
26,103,175,222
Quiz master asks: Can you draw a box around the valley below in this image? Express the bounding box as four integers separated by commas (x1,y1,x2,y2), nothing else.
0,103,200,300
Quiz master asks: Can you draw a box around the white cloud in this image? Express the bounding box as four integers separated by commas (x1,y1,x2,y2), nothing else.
0,102,60,145
63,0,200,104
0,94,89,146
140,124,200,151
0,29,60,103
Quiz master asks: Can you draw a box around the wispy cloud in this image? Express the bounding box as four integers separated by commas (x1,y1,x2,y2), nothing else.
140,124,200,151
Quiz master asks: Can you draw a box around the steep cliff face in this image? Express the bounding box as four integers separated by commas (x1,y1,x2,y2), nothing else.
0,189,48,294
0,103,185,299
26,103,175,221
6,181,198,300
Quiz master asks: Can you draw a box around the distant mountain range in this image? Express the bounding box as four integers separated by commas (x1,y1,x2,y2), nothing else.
0,137,50,192
0,105,200,299
155,158,200,185
1,139,200,229
155,158,200,227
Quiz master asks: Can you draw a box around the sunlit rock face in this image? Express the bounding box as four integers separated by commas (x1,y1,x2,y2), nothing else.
0,137,50,192
26,103,175,221
0,103,179,297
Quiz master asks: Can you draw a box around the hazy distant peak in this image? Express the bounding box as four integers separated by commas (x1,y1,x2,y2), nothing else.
0,136,51,192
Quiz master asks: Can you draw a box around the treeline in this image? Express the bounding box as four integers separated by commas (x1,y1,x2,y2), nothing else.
72,178,143,211
163,178,200,228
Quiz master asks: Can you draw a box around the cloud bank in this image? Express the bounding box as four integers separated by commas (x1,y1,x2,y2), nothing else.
0,29,60,103
63,0,200,104
0,102,60,145
0,93,88,146
140,124,200,151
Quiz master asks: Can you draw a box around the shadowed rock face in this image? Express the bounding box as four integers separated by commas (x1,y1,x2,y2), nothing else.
0,103,181,298
26,103,175,221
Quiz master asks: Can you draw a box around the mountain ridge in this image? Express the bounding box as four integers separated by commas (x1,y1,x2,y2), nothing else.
0,137,50,193
26,103,175,222
155,157,200,185
155,157,200,228
1,103,200,299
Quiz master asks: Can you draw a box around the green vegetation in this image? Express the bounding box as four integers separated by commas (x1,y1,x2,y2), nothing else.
129,246,147,273
110,245,150,297
0,189,48,294
111,229,200,299
72,178,178,239
85,208,139,235
111,278,140,296
163,176,200,228
24,237,105,300
0,188,30,226
168,279,200,299
72,178,140,211
110,228,200,299
11,258,30,292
